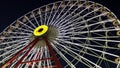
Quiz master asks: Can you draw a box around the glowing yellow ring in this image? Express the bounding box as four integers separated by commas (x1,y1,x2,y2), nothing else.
33,25,48,36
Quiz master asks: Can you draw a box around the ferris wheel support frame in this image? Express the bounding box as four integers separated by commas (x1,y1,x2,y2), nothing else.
1,37,62,68
43,37,62,68
1,38,40,68
14,38,40,68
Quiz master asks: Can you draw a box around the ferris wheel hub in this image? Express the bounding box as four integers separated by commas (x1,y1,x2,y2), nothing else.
30,25,58,48
33,25,48,37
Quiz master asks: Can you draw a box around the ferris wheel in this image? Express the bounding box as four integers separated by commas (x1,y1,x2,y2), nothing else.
0,0,120,68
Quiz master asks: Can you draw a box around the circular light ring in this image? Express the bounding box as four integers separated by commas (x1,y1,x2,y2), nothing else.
113,20,119,26
117,30,120,36
33,25,48,36
115,57,120,64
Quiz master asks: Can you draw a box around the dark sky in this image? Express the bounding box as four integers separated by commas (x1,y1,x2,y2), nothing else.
0,0,119,32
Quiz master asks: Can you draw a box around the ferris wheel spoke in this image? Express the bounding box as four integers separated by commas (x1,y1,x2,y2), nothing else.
78,12,109,24
27,48,38,61
51,1,71,26
61,27,116,36
31,11,40,26
47,49,51,68
85,51,117,64
91,32,105,38
58,5,99,27
25,48,37,67
62,18,115,32
60,36,120,43
0,38,29,46
87,43,119,50
63,12,109,30
59,45,117,65
46,4,54,25
38,8,43,25
49,5,60,26
63,47,102,68
58,5,101,27
54,41,102,68
86,38,118,49
18,49,33,62
57,45,94,68
11,60,18,67
49,2,64,26
40,47,45,67
29,47,41,67
6,32,31,36
0,42,27,58
24,16,36,28
67,11,109,30
51,43,76,68
79,21,114,33
57,39,119,58
15,49,32,67
59,24,100,34
0,40,27,51
14,39,39,68
65,45,117,65
44,7,47,25
11,26,33,33
38,47,44,67
53,1,78,26
59,39,119,50
58,31,87,37
91,35,120,39
36,48,42,60
57,35,118,50
31,48,40,68
78,38,119,50
48,49,52,68
42,48,46,67
40,13,45,25
1,42,28,64
44,46,50,68
66,45,100,57
55,1,87,26
10,52,24,68
17,20,34,31
0,36,30,40
82,37,119,43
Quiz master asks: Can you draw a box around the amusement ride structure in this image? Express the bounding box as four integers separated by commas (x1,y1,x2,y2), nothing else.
0,0,120,68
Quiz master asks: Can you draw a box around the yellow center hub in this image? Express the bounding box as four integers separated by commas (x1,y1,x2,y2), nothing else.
33,25,48,36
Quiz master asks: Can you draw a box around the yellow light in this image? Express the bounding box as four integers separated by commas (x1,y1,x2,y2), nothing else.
33,25,48,36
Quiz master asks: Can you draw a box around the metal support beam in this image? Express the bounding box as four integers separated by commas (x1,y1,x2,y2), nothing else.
1,38,39,68
43,38,62,68
14,38,39,68
2,37,62,68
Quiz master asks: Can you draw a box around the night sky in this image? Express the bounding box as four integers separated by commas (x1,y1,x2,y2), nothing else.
0,0,119,32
